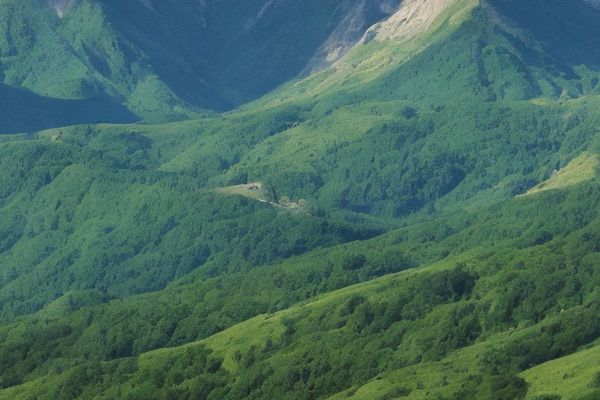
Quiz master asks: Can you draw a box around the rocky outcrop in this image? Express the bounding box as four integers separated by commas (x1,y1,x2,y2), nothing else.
302,0,401,74
46,0,74,17
363,0,461,43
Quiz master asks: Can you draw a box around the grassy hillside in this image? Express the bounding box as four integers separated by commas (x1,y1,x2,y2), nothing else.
256,0,600,108
0,123,386,321
2,177,600,398
521,341,600,400
0,163,598,398
1,0,600,399
522,152,599,196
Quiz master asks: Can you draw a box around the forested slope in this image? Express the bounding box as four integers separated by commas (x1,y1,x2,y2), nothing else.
1,0,600,399
0,0,401,132
2,179,600,399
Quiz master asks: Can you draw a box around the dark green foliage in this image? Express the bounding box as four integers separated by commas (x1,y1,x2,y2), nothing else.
578,392,600,400
0,85,137,134
2,1,600,399
0,124,385,322
591,372,600,389
5,345,229,400
0,0,399,131
531,396,562,400
2,147,600,397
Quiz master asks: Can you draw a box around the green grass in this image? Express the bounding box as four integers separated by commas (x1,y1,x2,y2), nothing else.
202,314,287,372
215,183,267,202
1,0,600,398
521,342,600,400
251,0,480,110
522,152,599,196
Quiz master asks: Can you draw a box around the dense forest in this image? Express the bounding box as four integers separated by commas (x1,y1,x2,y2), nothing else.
1,0,600,399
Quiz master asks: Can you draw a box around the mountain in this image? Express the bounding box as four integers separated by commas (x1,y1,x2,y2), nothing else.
0,0,401,132
1,0,600,399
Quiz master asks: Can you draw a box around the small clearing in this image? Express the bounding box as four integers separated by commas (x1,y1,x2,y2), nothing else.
215,182,306,212
215,182,266,201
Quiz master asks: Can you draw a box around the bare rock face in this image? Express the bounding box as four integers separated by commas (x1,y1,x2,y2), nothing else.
364,0,460,43
302,0,401,74
47,0,74,17
303,0,469,74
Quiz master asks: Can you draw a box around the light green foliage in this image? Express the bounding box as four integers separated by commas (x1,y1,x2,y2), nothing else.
522,152,599,196
2,175,600,398
0,0,600,399
522,342,600,400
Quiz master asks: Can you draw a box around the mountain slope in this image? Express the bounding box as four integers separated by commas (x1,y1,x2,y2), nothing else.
0,0,404,133
213,0,600,218
259,0,600,107
2,178,600,399
1,0,600,399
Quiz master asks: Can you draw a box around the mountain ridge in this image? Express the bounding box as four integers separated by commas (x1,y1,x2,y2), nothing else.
1,1,600,399
0,0,415,133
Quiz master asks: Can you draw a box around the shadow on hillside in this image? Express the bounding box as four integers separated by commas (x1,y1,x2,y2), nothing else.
0,84,138,134
489,0,600,68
